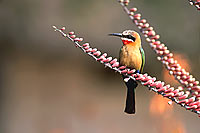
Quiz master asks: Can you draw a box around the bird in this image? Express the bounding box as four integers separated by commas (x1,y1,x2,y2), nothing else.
109,30,145,114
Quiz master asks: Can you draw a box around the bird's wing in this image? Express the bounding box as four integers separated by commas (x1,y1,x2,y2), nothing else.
139,47,145,73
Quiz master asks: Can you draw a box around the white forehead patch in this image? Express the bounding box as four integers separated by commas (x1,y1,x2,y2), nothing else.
122,30,133,35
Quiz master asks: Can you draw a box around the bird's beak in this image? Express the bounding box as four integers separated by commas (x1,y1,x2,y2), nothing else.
108,33,123,37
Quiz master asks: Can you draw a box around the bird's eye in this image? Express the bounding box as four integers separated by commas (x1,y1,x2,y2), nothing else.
127,35,136,42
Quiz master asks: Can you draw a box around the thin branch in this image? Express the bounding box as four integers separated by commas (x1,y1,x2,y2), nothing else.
117,0,200,98
52,25,200,117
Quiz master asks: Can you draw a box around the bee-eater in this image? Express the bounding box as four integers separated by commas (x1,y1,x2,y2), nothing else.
109,30,145,114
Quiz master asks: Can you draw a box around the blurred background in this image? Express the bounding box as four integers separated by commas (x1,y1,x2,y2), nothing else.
0,0,200,133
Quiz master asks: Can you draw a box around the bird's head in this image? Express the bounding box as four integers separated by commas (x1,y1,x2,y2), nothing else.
109,30,141,46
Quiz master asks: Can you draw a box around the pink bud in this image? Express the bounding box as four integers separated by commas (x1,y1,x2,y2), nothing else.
102,53,108,58
70,35,76,39
174,91,184,97
142,23,150,28
157,86,166,92
139,19,146,23
102,57,112,63
76,38,83,42
129,12,134,16
91,48,97,52
147,30,156,36
93,51,101,56
133,14,141,20
123,0,130,6
164,92,174,97
189,101,200,106
86,48,92,53
61,27,65,30
82,43,89,47
119,66,126,70
178,99,188,104
147,27,154,31
172,89,179,94
112,62,119,68
186,105,198,109
185,97,195,104
128,69,136,74
178,93,189,100
151,35,160,40
69,31,74,35
153,41,161,45
84,45,90,50
110,58,118,65
165,87,174,93
130,8,137,12
97,56,105,61
121,69,128,74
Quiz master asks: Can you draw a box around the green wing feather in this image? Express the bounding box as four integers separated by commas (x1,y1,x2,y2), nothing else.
139,47,145,73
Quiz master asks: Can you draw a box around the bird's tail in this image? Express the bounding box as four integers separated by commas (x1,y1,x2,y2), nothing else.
123,76,138,114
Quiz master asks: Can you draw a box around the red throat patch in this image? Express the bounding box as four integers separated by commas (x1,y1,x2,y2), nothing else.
122,40,133,45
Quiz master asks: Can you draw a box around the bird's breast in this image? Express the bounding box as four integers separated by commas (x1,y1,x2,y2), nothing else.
119,45,142,71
